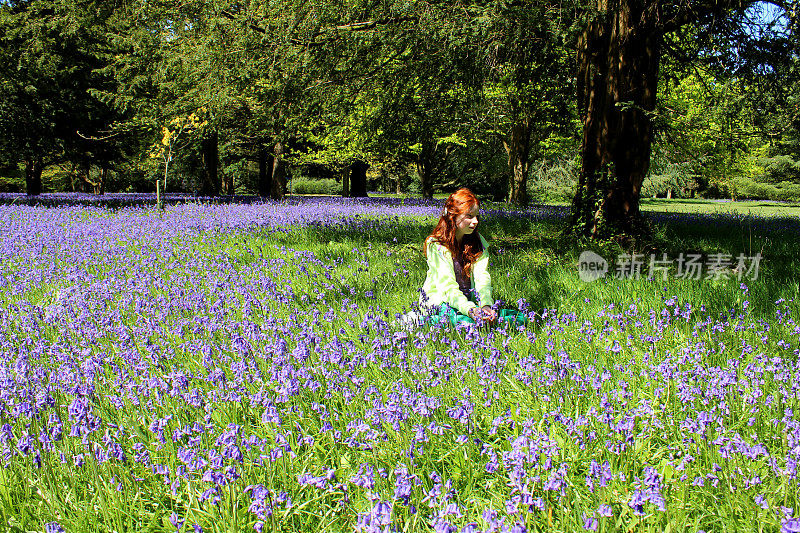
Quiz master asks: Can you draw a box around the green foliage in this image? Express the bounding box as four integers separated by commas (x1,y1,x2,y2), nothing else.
3,204,800,531
475,1,577,205
654,71,763,197
642,145,700,198
0,0,798,217
290,177,342,195
727,176,800,201
759,154,800,183
527,155,579,204
0,163,24,193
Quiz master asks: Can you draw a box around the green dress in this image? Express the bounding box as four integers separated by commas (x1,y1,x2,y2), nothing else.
419,235,527,327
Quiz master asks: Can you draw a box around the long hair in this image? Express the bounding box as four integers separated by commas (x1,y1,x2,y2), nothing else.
423,188,484,277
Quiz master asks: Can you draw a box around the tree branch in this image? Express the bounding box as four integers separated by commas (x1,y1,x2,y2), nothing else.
76,130,119,141
219,9,417,46
661,0,756,34
333,17,417,31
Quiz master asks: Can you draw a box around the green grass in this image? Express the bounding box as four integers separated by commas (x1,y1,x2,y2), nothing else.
267,207,798,323
640,197,800,217
2,201,800,532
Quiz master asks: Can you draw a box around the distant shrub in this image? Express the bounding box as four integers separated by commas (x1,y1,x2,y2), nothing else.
730,176,800,202
291,178,341,195
0,161,23,193
642,171,700,199
758,155,800,184
527,156,578,203
642,145,701,198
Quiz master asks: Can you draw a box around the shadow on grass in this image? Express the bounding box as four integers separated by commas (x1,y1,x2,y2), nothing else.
642,198,732,206
246,209,799,321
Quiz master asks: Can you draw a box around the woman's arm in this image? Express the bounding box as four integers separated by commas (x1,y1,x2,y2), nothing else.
472,235,493,307
426,241,476,315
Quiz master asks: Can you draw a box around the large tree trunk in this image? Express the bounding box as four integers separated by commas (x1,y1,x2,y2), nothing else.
349,160,369,197
271,142,287,200
416,140,435,199
25,159,43,196
504,118,532,207
258,144,274,197
201,132,220,196
570,1,662,238
94,166,106,195
381,168,389,193
342,167,350,197
80,161,91,193
68,161,78,192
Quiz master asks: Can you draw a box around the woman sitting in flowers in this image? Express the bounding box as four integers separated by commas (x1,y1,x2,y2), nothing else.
419,188,526,326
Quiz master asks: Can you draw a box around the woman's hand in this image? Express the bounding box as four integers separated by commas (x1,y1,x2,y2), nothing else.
469,306,497,323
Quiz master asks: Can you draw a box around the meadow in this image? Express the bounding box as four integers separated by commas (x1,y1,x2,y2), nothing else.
1,196,799,533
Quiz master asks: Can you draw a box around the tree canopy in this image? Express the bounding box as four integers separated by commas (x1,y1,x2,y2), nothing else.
0,0,797,237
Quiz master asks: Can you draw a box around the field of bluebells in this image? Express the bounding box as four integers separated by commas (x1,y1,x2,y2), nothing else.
1,196,799,533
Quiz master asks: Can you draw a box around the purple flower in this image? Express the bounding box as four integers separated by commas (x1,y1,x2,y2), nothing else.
582,513,598,531
351,464,375,490
16,433,34,455
246,484,273,520
355,501,392,532
783,519,800,533
431,518,456,533
169,512,184,531
755,494,769,510
393,463,413,503
628,491,645,516
543,463,568,496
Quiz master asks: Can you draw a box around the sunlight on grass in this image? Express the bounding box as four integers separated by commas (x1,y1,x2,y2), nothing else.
0,199,798,532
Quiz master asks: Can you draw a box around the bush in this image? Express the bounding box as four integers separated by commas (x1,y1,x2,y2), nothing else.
291,177,341,195
527,155,578,203
447,139,509,201
730,176,800,202
0,163,24,193
642,171,700,199
758,154,800,184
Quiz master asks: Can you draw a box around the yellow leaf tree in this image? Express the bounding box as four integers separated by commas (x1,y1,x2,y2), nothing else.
150,109,207,208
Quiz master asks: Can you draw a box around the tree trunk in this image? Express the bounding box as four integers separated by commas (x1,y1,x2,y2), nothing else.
80,161,91,193
271,142,287,200
342,167,350,197
95,166,106,195
201,132,219,196
570,1,662,238
416,140,435,199
65,161,77,192
396,174,402,195
349,160,369,197
222,171,234,195
258,145,274,197
25,159,43,196
504,119,532,207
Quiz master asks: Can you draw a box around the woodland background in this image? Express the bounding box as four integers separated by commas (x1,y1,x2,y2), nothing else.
1,1,798,218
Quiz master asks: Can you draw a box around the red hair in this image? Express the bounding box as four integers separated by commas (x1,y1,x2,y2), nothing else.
423,188,484,277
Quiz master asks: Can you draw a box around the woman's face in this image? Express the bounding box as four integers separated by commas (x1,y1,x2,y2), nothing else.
455,204,479,236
